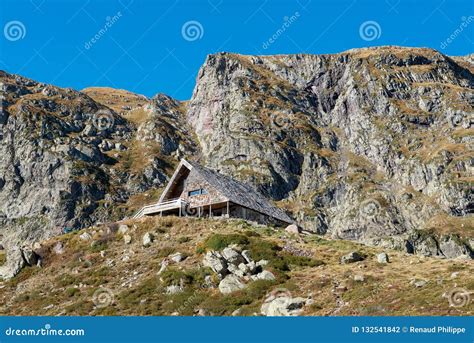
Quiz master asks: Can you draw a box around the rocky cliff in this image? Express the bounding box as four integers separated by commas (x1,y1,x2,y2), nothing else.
0,46,473,278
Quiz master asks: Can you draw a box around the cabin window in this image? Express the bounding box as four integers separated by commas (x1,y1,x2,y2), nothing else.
188,188,207,197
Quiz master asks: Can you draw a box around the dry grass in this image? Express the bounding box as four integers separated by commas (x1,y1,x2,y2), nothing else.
0,217,472,316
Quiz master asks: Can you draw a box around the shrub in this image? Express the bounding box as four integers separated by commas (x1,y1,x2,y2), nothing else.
203,234,249,251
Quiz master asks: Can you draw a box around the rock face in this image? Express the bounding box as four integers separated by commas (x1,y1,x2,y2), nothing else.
186,47,473,258
1,46,473,278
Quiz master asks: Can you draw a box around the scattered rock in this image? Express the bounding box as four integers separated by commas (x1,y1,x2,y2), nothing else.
165,285,184,294
196,308,209,316
221,247,245,265
256,259,269,267
203,251,228,275
231,308,242,316
340,252,364,264
218,274,246,294
411,279,428,288
123,234,132,244
118,224,129,235
169,252,185,263
353,274,365,282
377,252,389,264
261,294,307,316
79,232,92,241
142,232,154,247
21,246,38,266
241,250,253,263
285,224,301,234
53,242,64,255
100,251,106,258
252,270,276,281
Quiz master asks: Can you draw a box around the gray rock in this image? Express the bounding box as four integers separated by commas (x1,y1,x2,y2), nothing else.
256,259,269,267
241,250,253,263
439,235,472,259
285,224,301,234
340,252,365,264
169,252,185,263
354,274,365,282
118,224,129,235
165,285,183,294
123,234,132,244
203,251,228,275
253,270,276,281
221,247,245,265
79,232,92,241
238,263,250,274
376,252,389,264
53,242,64,255
142,232,154,247
411,279,428,288
261,295,307,316
218,274,246,294
0,247,25,279
21,246,38,266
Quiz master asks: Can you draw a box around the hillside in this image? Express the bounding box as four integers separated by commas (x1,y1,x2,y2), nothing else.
0,217,472,316
0,46,473,282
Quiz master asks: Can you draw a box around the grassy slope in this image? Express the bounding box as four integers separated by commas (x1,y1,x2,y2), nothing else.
0,217,472,316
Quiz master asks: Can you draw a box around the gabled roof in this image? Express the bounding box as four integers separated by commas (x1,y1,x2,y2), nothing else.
159,159,294,224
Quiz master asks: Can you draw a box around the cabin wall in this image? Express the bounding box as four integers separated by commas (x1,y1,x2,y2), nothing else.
179,169,227,207
229,205,286,227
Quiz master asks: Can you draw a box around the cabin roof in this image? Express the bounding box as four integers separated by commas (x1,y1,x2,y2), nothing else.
159,159,294,224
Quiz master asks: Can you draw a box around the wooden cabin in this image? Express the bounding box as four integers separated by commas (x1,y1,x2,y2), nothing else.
133,159,293,226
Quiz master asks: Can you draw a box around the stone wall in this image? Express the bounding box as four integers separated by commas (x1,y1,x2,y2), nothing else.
179,169,227,207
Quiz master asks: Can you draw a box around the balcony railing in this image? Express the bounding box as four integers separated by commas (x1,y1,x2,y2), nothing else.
132,198,188,219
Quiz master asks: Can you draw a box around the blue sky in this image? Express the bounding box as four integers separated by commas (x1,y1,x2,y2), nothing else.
1,0,473,100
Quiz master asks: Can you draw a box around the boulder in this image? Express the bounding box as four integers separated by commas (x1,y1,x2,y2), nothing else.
123,234,132,244
353,274,365,282
252,270,276,281
241,250,253,263
165,285,183,294
376,252,389,263
53,242,64,255
79,232,92,241
261,295,306,316
142,232,154,247
285,224,301,234
238,263,250,274
169,252,185,263
439,236,472,259
21,246,38,266
340,252,364,264
218,274,246,294
228,264,245,278
256,259,269,267
203,251,228,275
118,224,129,235
221,247,245,265
0,247,25,279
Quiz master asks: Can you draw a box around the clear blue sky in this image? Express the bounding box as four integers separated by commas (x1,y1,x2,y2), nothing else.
1,0,473,100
